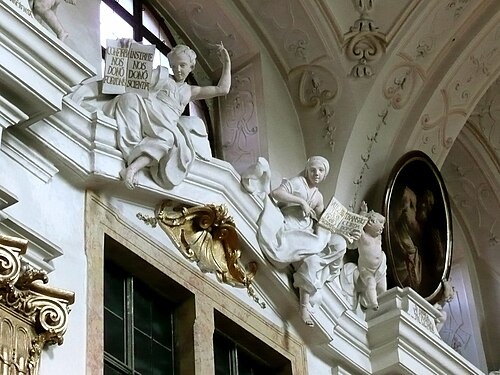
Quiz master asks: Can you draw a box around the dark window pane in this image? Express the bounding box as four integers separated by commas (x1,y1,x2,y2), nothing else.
238,350,268,375
105,309,125,362
104,361,127,375
214,334,232,375
152,302,173,347
105,266,125,316
134,329,152,375
152,342,173,375
133,285,152,335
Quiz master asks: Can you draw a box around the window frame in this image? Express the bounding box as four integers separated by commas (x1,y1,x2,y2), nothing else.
103,259,177,374
213,311,293,375
86,195,309,375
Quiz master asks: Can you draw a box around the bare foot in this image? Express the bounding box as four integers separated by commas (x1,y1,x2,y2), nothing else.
300,304,314,327
119,167,138,190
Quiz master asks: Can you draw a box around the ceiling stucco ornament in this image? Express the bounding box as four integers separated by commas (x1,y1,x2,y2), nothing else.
415,19,500,161
344,0,387,78
185,2,236,47
469,78,500,157
295,66,338,150
444,136,499,255
137,201,266,308
0,234,75,375
351,60,426,208
420,90,467,154
284,29,309,61
383,57,426,109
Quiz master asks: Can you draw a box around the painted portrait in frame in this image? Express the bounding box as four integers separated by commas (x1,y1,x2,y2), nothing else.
383,150,453,303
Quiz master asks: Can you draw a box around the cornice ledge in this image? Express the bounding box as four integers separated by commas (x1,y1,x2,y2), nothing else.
366,287,483,375
0,0,95,130
0,185,18,211
0,211,63,273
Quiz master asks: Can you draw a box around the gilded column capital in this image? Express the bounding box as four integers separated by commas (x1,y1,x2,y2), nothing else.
0,234,74,375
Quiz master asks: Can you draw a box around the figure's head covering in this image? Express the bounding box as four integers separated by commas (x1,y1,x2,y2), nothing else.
305,155,330,177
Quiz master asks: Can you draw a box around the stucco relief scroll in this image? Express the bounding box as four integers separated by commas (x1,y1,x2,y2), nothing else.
470,78,500,155
219,67,262,174
411,17,500,162
344,0,387,78
292,66,338,150
0,234,74,375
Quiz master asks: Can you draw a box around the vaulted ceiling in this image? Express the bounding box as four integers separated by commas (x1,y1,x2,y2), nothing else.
151,0,499,370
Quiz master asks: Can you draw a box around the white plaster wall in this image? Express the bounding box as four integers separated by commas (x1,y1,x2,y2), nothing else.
0,149,87,375
259,51,307,188
57,0,102,79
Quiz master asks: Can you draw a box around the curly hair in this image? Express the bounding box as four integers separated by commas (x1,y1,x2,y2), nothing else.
167,45,197,68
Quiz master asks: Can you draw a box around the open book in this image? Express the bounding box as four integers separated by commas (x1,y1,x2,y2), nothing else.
318,197,368,243
102,39,156,97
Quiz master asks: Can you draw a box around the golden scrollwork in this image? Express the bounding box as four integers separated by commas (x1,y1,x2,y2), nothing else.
0,234,75,375
137,201,265,308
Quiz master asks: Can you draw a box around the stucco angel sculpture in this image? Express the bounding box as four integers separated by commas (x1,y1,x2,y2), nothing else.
340,202,387,311
114,42,231,189
70,41,231,189
243,156,360,327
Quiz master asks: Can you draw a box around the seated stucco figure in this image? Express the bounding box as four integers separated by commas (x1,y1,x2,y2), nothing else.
246,156,360,327
340,202,387,311
30,0,75,41
70,42,231,189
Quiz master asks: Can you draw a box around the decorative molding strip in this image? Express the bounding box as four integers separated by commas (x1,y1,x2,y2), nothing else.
0,0,95,127
1,131,59,183
137,201,265,308
0,185,18,211
0,234,74,375
351,58,426,209
0,212,63,273
0,95,28,140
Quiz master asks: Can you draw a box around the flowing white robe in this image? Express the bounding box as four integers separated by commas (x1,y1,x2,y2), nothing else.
257,176,346,304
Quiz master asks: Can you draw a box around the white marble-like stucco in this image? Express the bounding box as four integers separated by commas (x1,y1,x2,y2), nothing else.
1,0,499,373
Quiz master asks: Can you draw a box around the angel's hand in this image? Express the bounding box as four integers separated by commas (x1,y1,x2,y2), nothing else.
118,38,133,49
214,41,230,64
360,201,368,215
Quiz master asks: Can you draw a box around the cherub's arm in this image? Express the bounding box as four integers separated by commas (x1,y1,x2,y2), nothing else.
190,42,231,100
359,201,368,216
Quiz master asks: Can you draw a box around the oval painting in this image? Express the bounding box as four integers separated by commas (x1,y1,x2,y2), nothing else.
383,150,453,303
